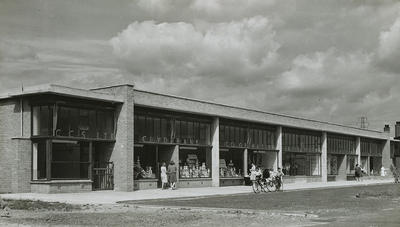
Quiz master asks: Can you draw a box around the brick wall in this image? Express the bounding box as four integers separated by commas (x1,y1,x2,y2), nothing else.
0,98,32,193
91,85,134,191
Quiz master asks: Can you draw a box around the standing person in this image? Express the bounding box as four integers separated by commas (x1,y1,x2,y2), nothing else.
160,162,168,190
249,163,257,188
168,161,177,190
275,167,285,191
249,163,256,180
355,164,362,181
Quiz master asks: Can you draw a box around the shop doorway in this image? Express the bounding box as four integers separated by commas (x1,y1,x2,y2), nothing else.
92,142,115,190
93,162,114,190
157,145,177,188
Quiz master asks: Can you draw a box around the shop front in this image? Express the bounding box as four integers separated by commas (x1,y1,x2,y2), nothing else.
219,120,277,186
282,128,322,183
327,134,356,181
30,95,116,193
134,107,212,189
361,139,383,176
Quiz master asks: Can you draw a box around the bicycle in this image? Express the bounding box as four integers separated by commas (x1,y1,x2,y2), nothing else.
252,177,267,193
264,176,283,192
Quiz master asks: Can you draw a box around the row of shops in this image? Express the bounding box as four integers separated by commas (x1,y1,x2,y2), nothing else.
0,84,397,193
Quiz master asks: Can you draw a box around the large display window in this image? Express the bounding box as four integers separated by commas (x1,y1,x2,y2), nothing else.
134,108,212,146
347,155,357,175
327,154,339,175
57,106,114,139
179,147,211,178
32,142,47,180
282,153,320,176
219,148,243,178
133,145,157,180
32,140,91,180
219,120,276,149
51,141,90,179
32,104,115,140
32,105,54,136
282,128,321,153
327,134,356,155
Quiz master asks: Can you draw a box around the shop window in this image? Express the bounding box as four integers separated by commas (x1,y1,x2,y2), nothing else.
327,154,338,175
32,105,53,136
179,147,211,178
248,150,277,174
32,142,47,180
133,145,157,180
283,129,321,153
328,134,356,154
370,157,382,175
51,141,90,179
282,152,321,176
56,106,114,139
347,155,356,175
219,149,243,178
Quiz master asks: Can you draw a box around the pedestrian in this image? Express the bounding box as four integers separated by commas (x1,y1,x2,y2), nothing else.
160,162,168,189
274,167,285,191
249,163,256,180
355,164,362,181
168,161,177,190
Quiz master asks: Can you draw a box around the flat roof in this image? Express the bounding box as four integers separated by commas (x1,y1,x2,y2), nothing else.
133,89,388,140
0,84,124,103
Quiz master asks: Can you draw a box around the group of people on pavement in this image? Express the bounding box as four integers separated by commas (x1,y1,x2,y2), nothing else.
249,163,284,189
160,161,177,190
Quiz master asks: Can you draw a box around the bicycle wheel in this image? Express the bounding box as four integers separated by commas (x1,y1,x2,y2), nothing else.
260,180,267,193
266,180,276,192
252,181,260,193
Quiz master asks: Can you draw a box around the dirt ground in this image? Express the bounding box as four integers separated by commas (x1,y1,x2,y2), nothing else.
0,184,399,226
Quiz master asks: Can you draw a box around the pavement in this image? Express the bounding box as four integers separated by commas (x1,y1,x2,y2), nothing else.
0,179,394,205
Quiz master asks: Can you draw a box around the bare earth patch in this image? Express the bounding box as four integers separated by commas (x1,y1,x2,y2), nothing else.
0,184,399,226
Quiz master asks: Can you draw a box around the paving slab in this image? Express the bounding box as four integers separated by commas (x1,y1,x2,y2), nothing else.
0,179,393,205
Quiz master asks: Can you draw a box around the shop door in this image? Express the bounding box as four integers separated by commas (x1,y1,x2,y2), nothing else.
93,162,114,190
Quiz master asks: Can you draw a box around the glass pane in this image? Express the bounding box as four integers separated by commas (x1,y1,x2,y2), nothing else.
32,106,40,136
51,142,90,179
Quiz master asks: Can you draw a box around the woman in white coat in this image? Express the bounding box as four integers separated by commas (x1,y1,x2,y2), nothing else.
160,162,168,189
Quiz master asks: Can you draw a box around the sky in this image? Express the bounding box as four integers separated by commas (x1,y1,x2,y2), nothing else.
1,0,400,131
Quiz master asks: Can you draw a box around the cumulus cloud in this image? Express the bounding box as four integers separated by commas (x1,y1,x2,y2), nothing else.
110,16,279,87
3,0,400,131
378,15,400,73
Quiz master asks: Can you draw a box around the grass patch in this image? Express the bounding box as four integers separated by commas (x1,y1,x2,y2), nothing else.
3,199,80,211
358,186,400,198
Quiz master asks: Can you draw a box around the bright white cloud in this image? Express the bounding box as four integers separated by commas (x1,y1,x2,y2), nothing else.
110,16,279,82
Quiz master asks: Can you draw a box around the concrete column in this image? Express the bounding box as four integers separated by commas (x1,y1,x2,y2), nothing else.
338,155,347,181
382,131,392,176
356,137,361,165
173,145,179,184
276,126,282,171
243,148,248,176
321,132,327,182
211,117,219,187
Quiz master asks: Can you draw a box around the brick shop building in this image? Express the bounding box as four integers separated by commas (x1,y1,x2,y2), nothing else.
0,84,396,193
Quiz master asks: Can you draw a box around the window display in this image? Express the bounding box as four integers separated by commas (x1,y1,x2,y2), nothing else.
134,145,157,180
219,149,243,178
179,147,211,178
